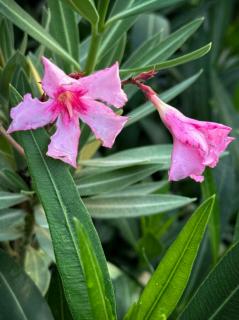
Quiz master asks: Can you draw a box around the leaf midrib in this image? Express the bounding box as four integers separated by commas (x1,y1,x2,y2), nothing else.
208,284,239,319
142,202,211,320
30,132,92,315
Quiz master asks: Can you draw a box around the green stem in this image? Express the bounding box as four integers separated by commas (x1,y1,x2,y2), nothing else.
84,27,102,74
98,0,110,33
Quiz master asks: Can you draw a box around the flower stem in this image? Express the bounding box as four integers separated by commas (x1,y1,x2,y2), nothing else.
84,27,102,75
0,125,25,156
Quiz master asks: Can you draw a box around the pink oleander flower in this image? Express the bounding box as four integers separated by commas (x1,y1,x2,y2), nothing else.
8,57,128,167
139,83,234,182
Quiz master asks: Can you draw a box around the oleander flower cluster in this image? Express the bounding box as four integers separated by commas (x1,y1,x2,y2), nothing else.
8,58,234,182
8,57,128,167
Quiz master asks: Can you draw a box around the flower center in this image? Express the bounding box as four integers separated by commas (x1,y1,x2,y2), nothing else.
55,88,87,122
57,91,74,118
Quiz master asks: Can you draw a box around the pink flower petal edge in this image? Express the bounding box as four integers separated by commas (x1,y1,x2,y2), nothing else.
140,84,234,182
7,57,128,166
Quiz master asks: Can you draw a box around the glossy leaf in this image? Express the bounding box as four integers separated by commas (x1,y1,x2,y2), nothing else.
0,250,54,320
10,87,116,319
83,194,195,219
74,218,115,319
179,241,239,320
125,196,215,319
0,0,79,67
17,127,116,319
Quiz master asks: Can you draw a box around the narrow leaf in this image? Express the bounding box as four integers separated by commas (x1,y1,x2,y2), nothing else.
107,0,184,25
178,241,239,320
0,0,79,67
83,194,195,219
74,218,115,319
120,43,211,78
63,0,99,26
125,196,215,319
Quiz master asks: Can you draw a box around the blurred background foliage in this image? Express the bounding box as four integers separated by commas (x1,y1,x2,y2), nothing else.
0,0,239,319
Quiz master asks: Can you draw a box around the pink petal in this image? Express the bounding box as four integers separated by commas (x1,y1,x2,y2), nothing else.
137,85,234,183
169,138,205,182
47,114,80,167
79,98,128,148
41,57,76,98
7,94,54,133
78,63,127,108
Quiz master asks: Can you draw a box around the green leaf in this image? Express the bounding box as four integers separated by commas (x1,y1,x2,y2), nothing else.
0,191,27,210
0,0,79,68
74,218,115,319
123,17,204,69
106,181,168,197
77,165,162,196
126,70,203,126
107,0,184,25
0,168,29,192
178,241,239,320
0,208,26,241
79,144,171,169
0,17,14,63
83,194,195,219
0,51,27,103
46,267,73,320
120,43,211,78
24,247,51,295
63,0,99,26
97,33,127,68
17,127,116,319
0,250,54,320
125,196,215,319
48,0,80,71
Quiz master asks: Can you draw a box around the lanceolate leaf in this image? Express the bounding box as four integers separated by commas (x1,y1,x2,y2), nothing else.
78,145,172,169
122,18,204,69
0,0,79,67
17,128,116,320
125,196,215,319
0,250,54,320
74,219,115,319
107,0,184,25
48,0,79,71
178,241,239,320
11,88,116,319
83,194,195,219
120,43,211,78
